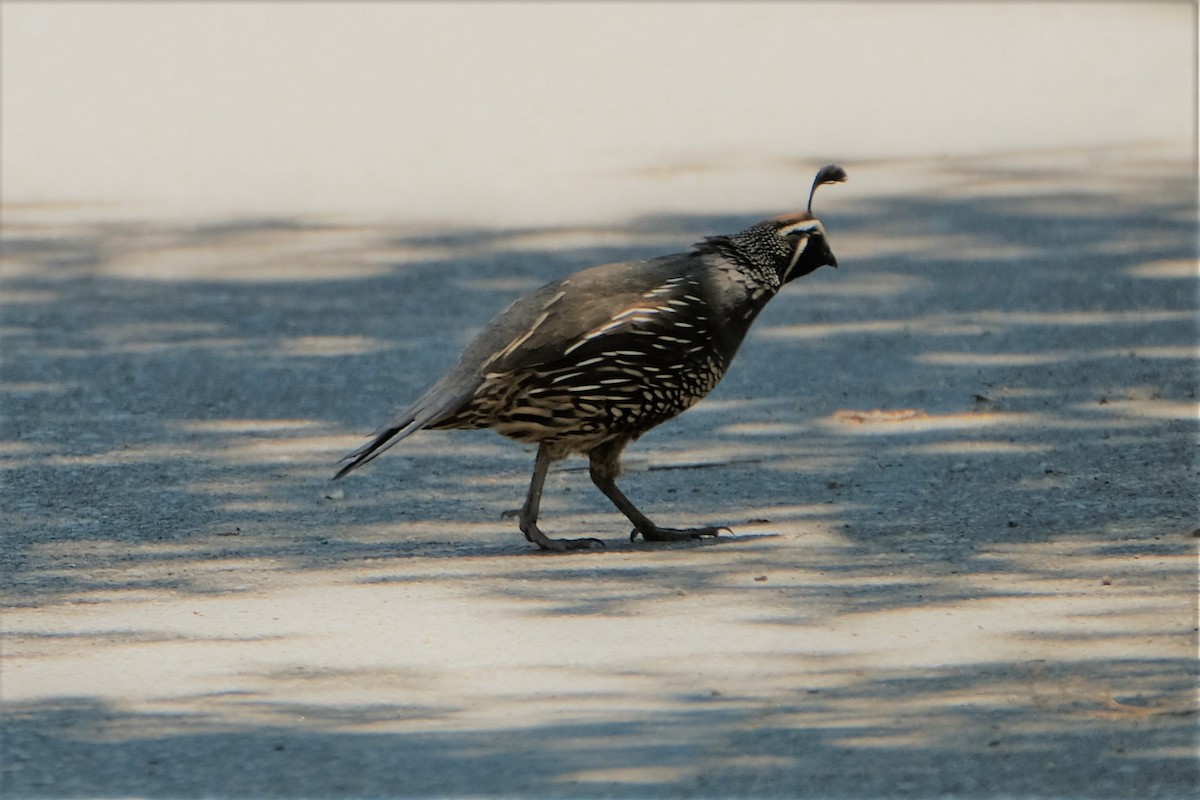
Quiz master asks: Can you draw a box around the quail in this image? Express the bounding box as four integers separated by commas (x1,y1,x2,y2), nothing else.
336,164,848,551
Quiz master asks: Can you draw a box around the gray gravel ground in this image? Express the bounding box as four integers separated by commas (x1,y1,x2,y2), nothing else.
2,148,1197,798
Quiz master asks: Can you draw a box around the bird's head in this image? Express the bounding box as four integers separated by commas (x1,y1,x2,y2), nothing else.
767,164,847,283
696,164,847,286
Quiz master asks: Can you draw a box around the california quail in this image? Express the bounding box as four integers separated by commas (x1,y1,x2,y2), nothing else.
336,164,847,551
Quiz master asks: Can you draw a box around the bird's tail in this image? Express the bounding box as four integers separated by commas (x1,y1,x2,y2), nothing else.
333,419,419,480
332,371,481,480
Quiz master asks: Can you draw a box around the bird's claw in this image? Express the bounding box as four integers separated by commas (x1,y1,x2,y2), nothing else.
630,525,730,543
522,522,605,552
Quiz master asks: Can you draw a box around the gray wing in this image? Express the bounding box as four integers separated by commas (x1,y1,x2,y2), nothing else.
477,254,696,373
334,253,697,478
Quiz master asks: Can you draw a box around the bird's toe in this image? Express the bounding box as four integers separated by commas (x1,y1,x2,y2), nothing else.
631,525,728,543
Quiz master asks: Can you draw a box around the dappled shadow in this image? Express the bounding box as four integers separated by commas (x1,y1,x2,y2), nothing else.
2,654,1194,798
2,146,1197,796
2,150,1194,591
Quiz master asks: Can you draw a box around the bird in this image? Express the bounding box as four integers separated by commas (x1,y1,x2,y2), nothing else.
335,164,848,551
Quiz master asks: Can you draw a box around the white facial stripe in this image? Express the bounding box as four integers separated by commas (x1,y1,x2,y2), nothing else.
778,219,823,237
783,237,809,280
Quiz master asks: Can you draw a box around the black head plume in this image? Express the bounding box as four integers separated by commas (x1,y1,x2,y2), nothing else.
807,163,848,213
696,163,848,279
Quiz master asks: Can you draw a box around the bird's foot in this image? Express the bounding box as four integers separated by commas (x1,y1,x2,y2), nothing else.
631,525,731,543
521,522,605,552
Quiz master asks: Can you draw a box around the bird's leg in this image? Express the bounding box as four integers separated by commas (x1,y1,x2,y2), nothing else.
515,444,604,552
588,440,728,543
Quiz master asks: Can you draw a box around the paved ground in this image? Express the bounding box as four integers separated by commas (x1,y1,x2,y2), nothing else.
2,146,1197,798
2,4,1197,799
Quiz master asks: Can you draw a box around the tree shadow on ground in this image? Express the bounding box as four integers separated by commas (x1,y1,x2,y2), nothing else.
1,656,1194,798
1,148,1196,797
